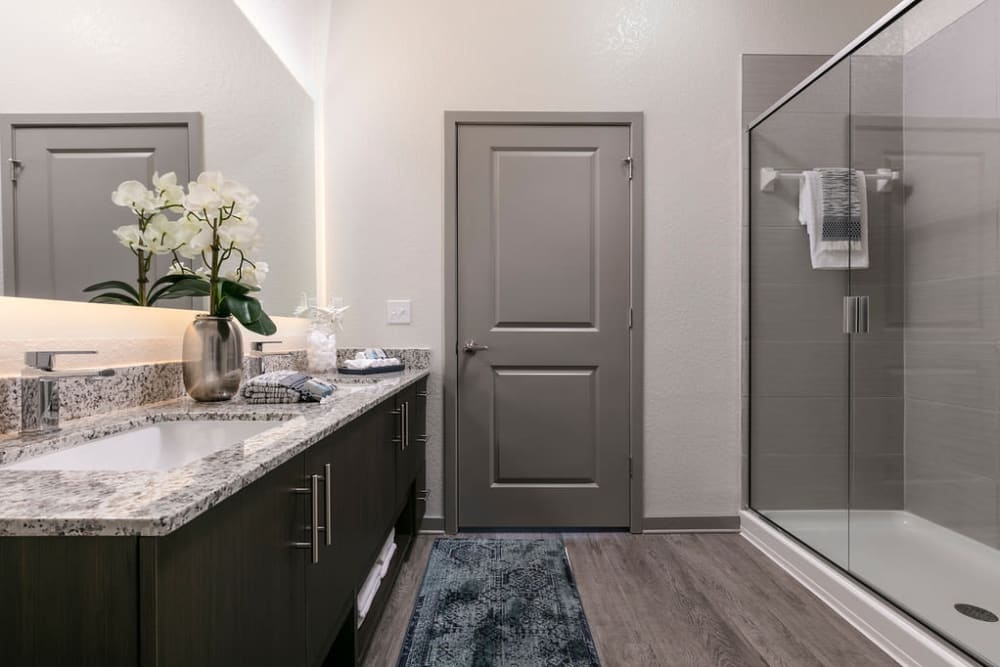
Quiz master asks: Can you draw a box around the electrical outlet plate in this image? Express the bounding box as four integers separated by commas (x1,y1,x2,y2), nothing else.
386,299,411,325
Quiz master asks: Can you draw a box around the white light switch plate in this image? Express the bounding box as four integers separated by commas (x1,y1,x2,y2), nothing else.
386,299,411,325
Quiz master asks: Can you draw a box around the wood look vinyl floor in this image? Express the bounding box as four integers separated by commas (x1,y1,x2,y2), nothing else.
363,532,897,667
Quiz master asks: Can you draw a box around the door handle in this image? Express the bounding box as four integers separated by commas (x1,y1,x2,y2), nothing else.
843,296,870,335
463,340,489,353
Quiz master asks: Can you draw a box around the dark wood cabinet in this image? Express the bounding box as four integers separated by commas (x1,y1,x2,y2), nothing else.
394,382,426,517
0,379,428,667
303,418,364,667
144,453,307,667
0,536,139,667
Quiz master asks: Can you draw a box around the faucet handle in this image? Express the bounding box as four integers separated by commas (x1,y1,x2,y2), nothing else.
24,350,97,371
251,340,283,353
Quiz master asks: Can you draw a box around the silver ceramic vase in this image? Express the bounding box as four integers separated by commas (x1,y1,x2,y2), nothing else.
182,315,244,401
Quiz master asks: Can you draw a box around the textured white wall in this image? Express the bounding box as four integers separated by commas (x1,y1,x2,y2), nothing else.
0,0,316,317
324,0,899,521
233,0,332,99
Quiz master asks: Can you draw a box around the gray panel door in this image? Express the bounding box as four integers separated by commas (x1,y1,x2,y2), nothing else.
457,123,632,528
9,124,191,301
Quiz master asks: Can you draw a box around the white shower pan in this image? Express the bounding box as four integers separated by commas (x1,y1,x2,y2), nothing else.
760,509,1000,665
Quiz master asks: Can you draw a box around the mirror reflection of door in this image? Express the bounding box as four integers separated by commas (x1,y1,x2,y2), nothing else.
2,115,201,306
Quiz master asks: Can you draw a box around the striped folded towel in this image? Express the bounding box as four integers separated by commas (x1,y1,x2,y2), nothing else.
243,370,318,404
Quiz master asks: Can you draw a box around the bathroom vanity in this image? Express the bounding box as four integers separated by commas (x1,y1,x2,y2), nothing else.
0,371,429,667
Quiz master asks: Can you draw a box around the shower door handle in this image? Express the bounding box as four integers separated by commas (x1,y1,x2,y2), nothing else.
843,296,870,335
857,296,870,334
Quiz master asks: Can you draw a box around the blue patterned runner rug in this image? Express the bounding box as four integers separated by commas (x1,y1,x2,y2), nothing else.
397,538,601,666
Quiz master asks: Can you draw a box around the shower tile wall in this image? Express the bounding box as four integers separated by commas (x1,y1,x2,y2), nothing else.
742,54,831,509
901,0,1000,548
745,53,906,512
746,56,853,511
851,52,906,510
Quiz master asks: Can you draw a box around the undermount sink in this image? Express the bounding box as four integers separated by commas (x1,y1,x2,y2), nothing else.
4,420,288,472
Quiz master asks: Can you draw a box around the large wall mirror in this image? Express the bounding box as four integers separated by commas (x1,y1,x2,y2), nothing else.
0,0,317,317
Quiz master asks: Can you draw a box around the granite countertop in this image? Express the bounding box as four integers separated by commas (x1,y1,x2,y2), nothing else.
0,368,429,538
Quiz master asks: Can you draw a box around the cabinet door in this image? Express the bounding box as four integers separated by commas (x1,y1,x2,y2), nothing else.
303,423,364,667
147,454,306,667
359,398,398,567
395,382,427,512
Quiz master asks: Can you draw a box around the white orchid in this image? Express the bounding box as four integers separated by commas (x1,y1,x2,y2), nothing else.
111,180,157,215
113,224,146,251
176,218,214,259
227,260,268,288
220,179,259,215
195,171,225,191
142,214,199,255
93,170,274,334
184,182,225,218
152,171,185,208
218,216,262,253
168,260,210,278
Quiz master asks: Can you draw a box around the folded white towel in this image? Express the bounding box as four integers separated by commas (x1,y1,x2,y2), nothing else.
799,169,869,269
341,357,402,370
357,564,381,624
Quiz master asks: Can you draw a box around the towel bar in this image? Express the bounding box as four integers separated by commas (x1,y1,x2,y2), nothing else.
759,167,899,193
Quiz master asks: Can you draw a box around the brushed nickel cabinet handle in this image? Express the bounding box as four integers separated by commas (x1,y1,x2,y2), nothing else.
323,463,332,546
291,474,321,564
308,473,320,563
402,401,409,451
391,407,403,446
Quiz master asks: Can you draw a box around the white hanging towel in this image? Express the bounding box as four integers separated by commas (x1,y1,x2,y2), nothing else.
799,168,869,269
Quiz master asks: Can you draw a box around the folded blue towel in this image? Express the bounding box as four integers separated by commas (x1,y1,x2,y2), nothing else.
243,370,335,404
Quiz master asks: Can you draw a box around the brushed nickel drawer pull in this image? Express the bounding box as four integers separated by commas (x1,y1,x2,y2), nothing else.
323,463,332,546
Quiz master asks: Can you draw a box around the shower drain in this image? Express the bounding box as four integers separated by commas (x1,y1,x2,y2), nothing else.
954,603,999,623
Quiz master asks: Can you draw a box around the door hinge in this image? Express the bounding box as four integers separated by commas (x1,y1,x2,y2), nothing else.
628,457,633,478
628,307,634,330
8,158,21,183
624,156,633,181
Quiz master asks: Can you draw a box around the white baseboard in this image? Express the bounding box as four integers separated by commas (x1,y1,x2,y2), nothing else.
740,510,977,667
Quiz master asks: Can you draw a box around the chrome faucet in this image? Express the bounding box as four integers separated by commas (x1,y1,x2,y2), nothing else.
246,340,290,378
20,351,115,435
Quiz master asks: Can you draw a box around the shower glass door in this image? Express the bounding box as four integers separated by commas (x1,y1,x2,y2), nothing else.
748,60,853,568
849,2,1000,663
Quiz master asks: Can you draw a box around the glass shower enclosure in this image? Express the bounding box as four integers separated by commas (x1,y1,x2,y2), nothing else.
747,0,1000,663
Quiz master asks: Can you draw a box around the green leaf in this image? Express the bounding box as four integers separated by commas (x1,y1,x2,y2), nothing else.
222,293,259,325
223,294,277,336
245,311,277,336
89,292,140,306
148,276,211,304
149,274,193,290
83,280,140,301
218,277,258,295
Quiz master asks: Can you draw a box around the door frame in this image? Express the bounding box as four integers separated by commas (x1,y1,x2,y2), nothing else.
443,111,645,534
0,112,203,295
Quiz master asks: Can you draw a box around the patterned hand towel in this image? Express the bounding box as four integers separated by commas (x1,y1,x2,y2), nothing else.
799,168,869,270
817,168,864,250
243,370,319,404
